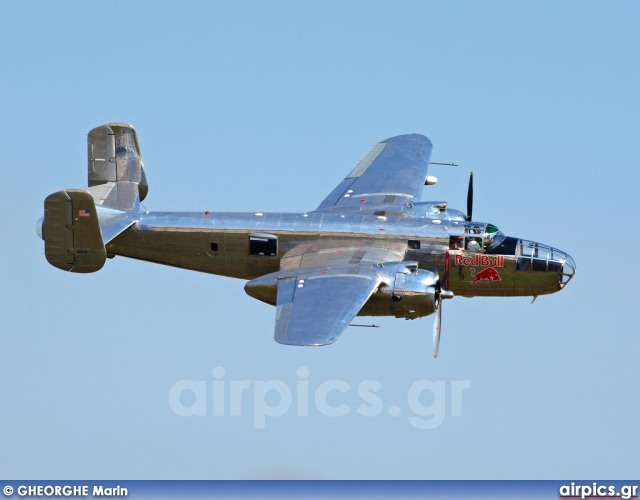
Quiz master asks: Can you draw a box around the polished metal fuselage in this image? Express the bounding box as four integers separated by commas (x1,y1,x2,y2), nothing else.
107,211,564,300
37,125,576,347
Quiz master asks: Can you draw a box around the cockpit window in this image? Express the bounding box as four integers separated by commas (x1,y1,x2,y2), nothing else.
483,224,506,251
464,224,484,234
521,241,537,257
460,222,506,252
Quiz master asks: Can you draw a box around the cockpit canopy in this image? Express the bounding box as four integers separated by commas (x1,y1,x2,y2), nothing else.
483,224,506,251
450,222,506,253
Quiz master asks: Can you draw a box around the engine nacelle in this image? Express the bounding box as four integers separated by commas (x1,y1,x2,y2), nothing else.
360,262,438,319
245,261,441,320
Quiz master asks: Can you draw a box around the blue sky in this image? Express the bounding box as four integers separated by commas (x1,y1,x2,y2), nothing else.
1,1,638,479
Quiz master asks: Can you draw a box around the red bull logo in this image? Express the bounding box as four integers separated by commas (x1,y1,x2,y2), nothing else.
470,267,501,285
455,255,505,268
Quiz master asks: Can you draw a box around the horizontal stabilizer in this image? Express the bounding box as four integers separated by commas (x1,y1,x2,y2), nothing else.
94,205,139,244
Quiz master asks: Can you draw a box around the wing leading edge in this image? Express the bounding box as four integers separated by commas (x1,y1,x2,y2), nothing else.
315,134,433,212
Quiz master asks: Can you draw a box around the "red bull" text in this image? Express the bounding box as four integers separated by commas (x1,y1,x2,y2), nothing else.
454,255,505,267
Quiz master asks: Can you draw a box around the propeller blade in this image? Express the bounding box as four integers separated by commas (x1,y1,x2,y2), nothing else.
466,171,474,221
433,304,442,358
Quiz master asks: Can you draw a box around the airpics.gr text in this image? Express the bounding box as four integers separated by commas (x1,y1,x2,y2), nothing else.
169,367,472,429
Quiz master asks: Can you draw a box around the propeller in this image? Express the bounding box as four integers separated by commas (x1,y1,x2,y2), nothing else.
432,261,454,358
433,302,442,358
466,171,474,221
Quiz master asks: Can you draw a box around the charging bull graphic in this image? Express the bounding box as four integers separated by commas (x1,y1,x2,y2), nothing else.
470,267,501,285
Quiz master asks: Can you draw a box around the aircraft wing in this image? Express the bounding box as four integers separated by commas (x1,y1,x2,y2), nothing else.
315,134,433,211
279,239,406,271
274,268,382,346
247,241,407,346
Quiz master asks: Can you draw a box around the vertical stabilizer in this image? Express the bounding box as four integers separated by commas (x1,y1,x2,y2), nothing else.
43,190,107,273
87,123,148,211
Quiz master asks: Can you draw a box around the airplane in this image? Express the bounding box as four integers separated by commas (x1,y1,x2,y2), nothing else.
36,123,576,357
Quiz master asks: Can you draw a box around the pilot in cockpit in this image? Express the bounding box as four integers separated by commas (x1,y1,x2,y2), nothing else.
466,237,482,252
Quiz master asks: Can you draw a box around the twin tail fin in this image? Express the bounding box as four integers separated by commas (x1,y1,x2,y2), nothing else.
87,123,148,211
39,123,146,273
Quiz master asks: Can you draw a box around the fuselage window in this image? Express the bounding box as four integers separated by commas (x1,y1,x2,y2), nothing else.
206,240,221,257
548,261,562,272
450,236,464,250
249,236,277,256
516,257,552,272
408,240,421,250
532,259,547,272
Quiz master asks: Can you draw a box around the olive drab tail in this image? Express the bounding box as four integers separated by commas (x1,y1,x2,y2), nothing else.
37,124,146,273
42,189,107,273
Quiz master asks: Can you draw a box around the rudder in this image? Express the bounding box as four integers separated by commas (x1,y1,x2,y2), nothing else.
43,190,107,273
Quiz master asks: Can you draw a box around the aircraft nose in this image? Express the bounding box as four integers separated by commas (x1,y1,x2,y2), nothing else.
554,249,576,288
517,240,576,292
